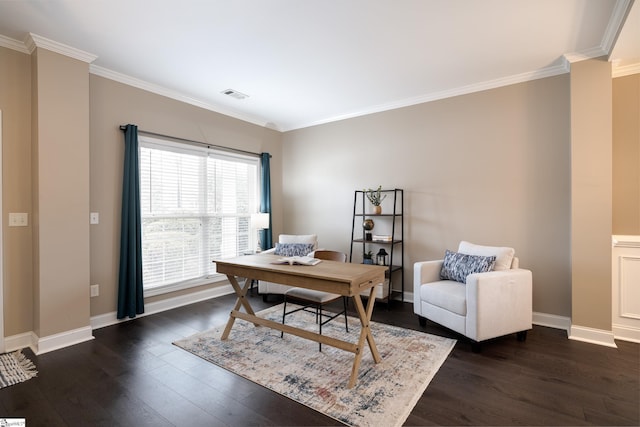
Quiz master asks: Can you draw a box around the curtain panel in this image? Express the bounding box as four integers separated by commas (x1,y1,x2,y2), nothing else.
260,152,273,250
117,124,144,319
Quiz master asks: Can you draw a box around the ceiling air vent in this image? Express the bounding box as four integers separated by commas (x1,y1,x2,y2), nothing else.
221,89,249,100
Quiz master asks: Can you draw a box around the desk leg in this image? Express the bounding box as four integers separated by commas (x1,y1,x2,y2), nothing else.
221,275,257,340
347,286,382,388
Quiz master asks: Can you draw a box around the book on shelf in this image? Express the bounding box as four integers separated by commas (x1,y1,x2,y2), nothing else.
372,235,392,242
272,256,322,266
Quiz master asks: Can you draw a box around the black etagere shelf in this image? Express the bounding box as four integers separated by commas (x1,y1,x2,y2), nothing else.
349,188,404,304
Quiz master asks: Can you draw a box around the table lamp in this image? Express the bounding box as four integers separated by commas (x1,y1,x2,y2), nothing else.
251,212,270,252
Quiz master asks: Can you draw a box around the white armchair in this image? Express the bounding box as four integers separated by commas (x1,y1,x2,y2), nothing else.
258,234,318,298
413,241,532,349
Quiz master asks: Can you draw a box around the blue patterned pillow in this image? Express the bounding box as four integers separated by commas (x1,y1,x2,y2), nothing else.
440,250,496,283
274,242,315,257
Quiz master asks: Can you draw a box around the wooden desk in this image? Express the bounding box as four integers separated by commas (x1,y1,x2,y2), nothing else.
215,254,387,388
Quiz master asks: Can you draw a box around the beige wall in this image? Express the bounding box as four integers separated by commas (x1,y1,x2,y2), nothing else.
613,73,640,235
32,48,92,336
0,47,33,336
1,45,283,335
89,75,283,317
570,58,613,331
0,42,634,338
282,75,572,317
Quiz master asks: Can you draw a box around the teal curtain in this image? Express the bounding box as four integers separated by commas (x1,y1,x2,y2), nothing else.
117,124,144,319
260,153,273,250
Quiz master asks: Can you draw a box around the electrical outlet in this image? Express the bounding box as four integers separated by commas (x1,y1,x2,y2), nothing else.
9,213,28,227
90,212,99,224
90,284,99,297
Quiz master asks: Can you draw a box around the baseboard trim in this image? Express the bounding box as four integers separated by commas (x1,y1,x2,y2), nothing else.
8,288,622,353
532,312,571,332
35,326,95,355
3,284,234,354
90,284,235,330
4,331,38,354
400,291,413,303
613,323,640,344
569,324,618,348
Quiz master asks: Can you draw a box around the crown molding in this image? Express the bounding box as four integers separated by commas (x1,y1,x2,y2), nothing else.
602,0,635,55
294,63,569,131
3,18,635,132
25,33,97,63
561,46,639,77
89,64,272,130
0,34,29,54
561,45,610,71
613,61,640,77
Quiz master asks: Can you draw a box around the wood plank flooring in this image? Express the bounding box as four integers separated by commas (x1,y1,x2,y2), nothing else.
0,292,638,426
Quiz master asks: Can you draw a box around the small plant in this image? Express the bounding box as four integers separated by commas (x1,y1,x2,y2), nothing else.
363,250,373,259
364,186,387,206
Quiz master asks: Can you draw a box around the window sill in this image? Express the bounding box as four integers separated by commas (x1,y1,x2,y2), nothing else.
144,274,228,298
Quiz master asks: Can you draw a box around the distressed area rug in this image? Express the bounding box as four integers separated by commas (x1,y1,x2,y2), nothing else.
0,350,37,388
174,304,456,427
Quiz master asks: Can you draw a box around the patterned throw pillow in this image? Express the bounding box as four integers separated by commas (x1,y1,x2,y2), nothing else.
274,243,315,257
440,250,496,283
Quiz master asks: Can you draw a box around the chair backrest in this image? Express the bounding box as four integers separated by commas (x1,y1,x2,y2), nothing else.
458,241,516,271
314,250,347,263
278,234,318,250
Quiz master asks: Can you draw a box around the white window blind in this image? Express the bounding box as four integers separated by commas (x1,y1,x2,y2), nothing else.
139,136,259,291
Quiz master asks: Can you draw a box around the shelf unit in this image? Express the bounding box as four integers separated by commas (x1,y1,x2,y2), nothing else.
349,188,404,303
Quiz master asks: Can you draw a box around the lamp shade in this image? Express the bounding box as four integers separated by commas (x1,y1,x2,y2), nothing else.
251,212,270,229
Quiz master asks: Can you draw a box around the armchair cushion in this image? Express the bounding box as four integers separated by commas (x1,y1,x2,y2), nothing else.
278,234,318,246
458,241,515,271
419,280,467,315
274,242,315,257
439,250,496,283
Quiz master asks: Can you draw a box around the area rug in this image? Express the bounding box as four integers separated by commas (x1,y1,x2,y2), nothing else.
0,350,37,388
174,304,456,427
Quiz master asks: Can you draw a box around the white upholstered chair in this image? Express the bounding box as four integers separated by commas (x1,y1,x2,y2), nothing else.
258,234,318,299
413,241,532,350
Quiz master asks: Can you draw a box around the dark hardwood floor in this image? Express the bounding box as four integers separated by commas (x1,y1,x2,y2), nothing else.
1,292,638,426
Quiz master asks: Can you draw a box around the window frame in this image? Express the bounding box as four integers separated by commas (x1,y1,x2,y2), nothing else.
138,135,261,297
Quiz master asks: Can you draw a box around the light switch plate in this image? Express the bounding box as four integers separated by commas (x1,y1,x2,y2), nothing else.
90,212,99,224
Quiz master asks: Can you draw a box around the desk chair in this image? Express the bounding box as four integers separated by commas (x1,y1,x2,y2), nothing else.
281,250,349,351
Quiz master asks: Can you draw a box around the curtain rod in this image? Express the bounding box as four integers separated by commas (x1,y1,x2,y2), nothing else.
119,125,269,158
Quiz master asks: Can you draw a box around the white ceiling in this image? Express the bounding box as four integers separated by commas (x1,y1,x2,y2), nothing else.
0,0,638,131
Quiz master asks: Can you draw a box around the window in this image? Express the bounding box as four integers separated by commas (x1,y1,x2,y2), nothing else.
139,136,260,294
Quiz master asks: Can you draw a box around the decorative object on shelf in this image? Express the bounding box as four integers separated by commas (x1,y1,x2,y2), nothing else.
363,218,374,241
376,248,389,266
363,250,374,264
373,234,392,242
251,212,270,252
364,185,387,214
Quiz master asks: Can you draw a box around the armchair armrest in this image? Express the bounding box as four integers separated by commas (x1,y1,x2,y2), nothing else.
413,260,444,307
465,268,533,341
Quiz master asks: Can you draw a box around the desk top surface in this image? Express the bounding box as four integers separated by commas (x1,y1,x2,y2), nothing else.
215,254,386,291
